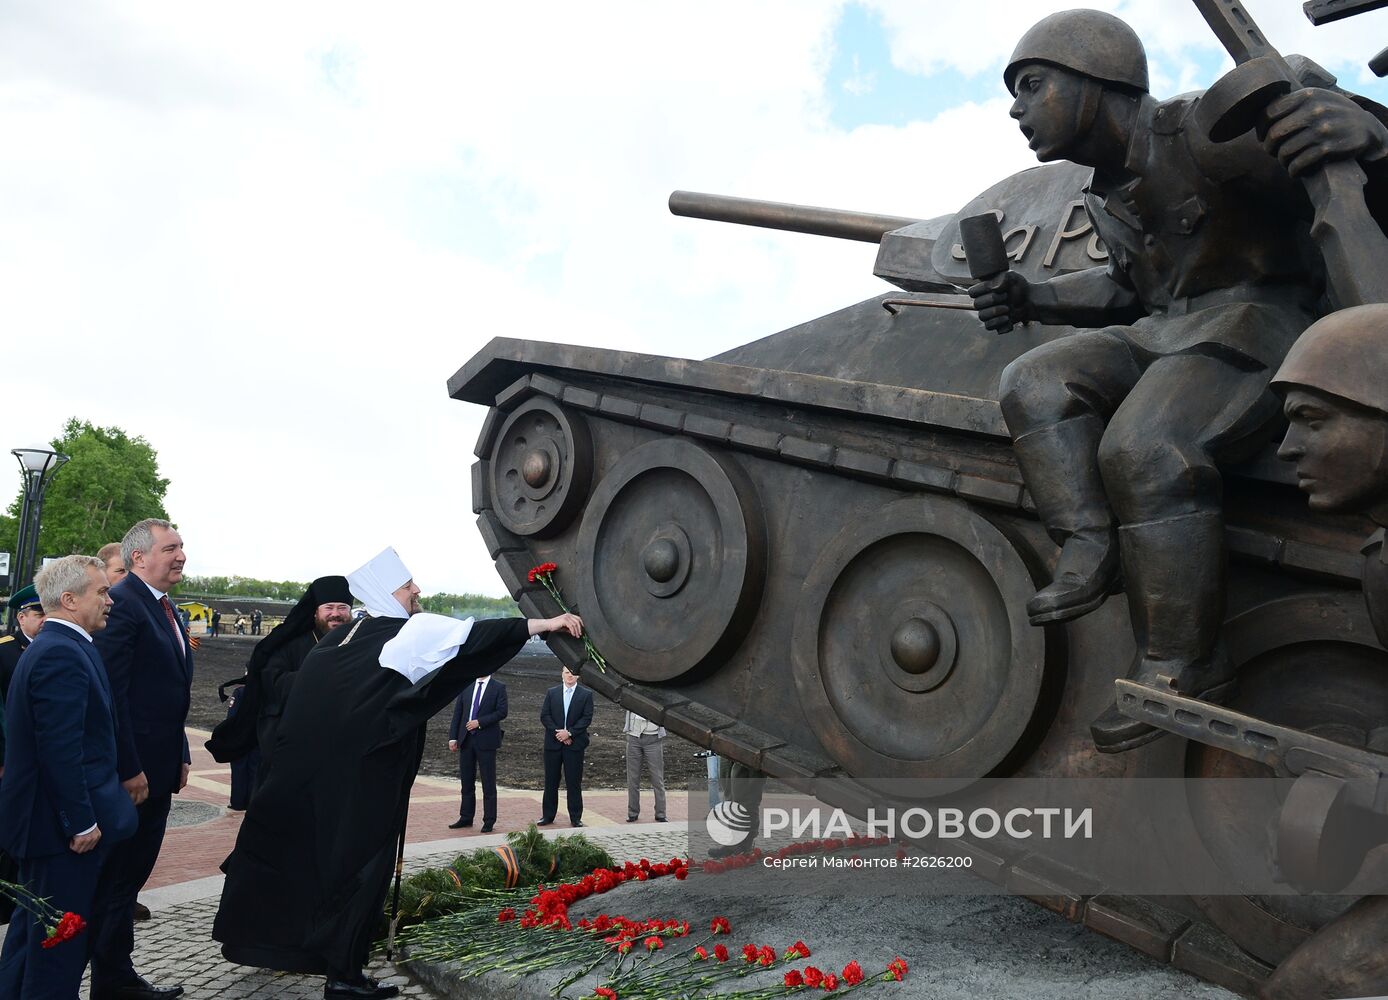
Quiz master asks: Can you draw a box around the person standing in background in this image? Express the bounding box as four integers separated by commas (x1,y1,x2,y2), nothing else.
623,710,667,823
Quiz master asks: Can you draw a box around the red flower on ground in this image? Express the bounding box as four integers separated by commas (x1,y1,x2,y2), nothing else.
741,943,759,963
842,960,864,985
823,972,840,991
803,966,824,987
710,916,731,935
784,969,805,988
693,945,709,961
713,944,730,963
784,940,811,960
888,957,909,981
644,935,663,952
593,988,618,1000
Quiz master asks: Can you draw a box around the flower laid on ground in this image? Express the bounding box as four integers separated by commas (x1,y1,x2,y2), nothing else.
0,879,87,951
392,851,911,1000
528,563,607,671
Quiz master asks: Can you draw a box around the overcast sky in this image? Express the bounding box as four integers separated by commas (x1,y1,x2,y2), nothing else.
4,0,1386,597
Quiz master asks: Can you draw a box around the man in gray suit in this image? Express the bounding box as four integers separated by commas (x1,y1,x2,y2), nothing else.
623,711,666,823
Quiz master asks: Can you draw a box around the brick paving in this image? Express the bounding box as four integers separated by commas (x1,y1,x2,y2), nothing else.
1,727,691,999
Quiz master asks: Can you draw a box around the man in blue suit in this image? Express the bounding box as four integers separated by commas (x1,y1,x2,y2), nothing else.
0,555,138,999
90,519,192,1000
447,673,508,833
538,666,593,828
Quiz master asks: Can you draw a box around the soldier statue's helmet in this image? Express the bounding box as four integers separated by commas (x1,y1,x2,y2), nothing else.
1004,9,1150,96
1272,304,1388,414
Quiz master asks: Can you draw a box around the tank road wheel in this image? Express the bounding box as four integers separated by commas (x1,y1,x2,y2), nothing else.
574,439,766,684
1165,592,1388,966
489,397,593,538
791,496,1059,792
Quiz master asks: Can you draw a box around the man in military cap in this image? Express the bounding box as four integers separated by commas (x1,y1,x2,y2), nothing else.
1254,303,1388,998
0,584,44,920
970,9,1388,751
1,585,45,714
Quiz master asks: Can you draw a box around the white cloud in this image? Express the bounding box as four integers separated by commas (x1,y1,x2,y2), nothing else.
3,0,1384,596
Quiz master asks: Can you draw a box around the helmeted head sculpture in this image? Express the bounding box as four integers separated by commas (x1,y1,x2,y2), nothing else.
1273,304,1388,516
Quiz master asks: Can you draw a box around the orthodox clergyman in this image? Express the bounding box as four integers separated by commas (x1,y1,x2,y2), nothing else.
212,547,581,1000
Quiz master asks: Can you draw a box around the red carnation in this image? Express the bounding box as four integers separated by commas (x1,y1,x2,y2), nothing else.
888,956,909,981
527,562,559,583
594,988,618,1000
842,960,864,985
785,940,811,960
644,935,663,952
784,969,805,988
823,972,839,991
742,943,758,964
803,966,824,987
710,916,731,935
693,945,709,961
41,912,87,949
713,944,729,963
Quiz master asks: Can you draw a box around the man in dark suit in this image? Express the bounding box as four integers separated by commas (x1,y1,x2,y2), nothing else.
90,518,192,1000
538,666,592,828
447,673,507,833
0,556,137,999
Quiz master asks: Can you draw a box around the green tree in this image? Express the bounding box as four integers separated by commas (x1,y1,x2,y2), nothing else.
1,419,170,559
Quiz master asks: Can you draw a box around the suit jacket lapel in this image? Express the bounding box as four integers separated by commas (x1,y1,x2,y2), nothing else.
133,579,189,670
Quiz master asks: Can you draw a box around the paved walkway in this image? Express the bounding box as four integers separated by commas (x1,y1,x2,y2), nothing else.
1,728,691,999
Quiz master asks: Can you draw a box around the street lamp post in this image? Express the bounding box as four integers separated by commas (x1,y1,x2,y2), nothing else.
9,446,70,629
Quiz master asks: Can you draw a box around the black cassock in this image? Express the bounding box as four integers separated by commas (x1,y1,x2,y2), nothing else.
212,614,529,975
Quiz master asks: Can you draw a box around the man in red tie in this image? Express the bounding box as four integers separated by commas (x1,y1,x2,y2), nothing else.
90,518,192,1000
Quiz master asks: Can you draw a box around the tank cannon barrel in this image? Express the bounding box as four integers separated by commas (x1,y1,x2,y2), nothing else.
669,190,920,244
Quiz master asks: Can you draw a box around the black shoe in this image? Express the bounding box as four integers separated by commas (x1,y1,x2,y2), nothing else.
133,900,151,920
480,822,495,833
571,819,584,828
94,976,185,1000
324,975,399,999
656,817,668,823
627,816,638,823
537,818,555,826
448,818,472,829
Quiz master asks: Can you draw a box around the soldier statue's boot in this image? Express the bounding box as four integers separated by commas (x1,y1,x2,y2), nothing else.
1092,510,1238,753
1012,417,1121,625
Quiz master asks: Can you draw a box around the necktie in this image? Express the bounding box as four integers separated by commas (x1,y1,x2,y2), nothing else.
469,680,484,723
159,596,186,655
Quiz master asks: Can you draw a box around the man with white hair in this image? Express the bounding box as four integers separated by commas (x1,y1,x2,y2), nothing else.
0,555,137,999
213,547,582,1000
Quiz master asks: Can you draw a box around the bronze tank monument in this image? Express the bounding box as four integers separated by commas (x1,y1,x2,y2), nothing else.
450,6,1388,998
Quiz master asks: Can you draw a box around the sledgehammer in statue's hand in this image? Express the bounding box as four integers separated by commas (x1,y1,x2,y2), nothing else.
962,212,1025,334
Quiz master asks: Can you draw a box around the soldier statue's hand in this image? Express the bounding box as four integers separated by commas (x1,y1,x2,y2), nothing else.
1264,88,1388,178
967,270,1032,333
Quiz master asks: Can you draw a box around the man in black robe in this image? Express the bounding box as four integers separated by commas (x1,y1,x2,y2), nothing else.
206,575,355,777
212,547,582,999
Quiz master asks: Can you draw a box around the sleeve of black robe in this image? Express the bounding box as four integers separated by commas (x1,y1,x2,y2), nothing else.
381,617,531,746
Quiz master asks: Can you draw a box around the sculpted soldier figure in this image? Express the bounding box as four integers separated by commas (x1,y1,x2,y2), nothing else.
970,9,1388,751
1260,303,1388,999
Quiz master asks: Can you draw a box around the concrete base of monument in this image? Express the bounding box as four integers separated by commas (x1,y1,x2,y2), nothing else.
401,874,1237,999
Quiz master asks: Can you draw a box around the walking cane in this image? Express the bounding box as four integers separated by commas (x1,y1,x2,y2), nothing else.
385,808,408,961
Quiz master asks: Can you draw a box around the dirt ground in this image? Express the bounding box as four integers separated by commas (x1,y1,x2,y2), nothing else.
186,632,708,790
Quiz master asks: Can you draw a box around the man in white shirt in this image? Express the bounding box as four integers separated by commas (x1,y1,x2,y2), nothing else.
447,673,508,833
623,711,667,823
0,555,137,999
